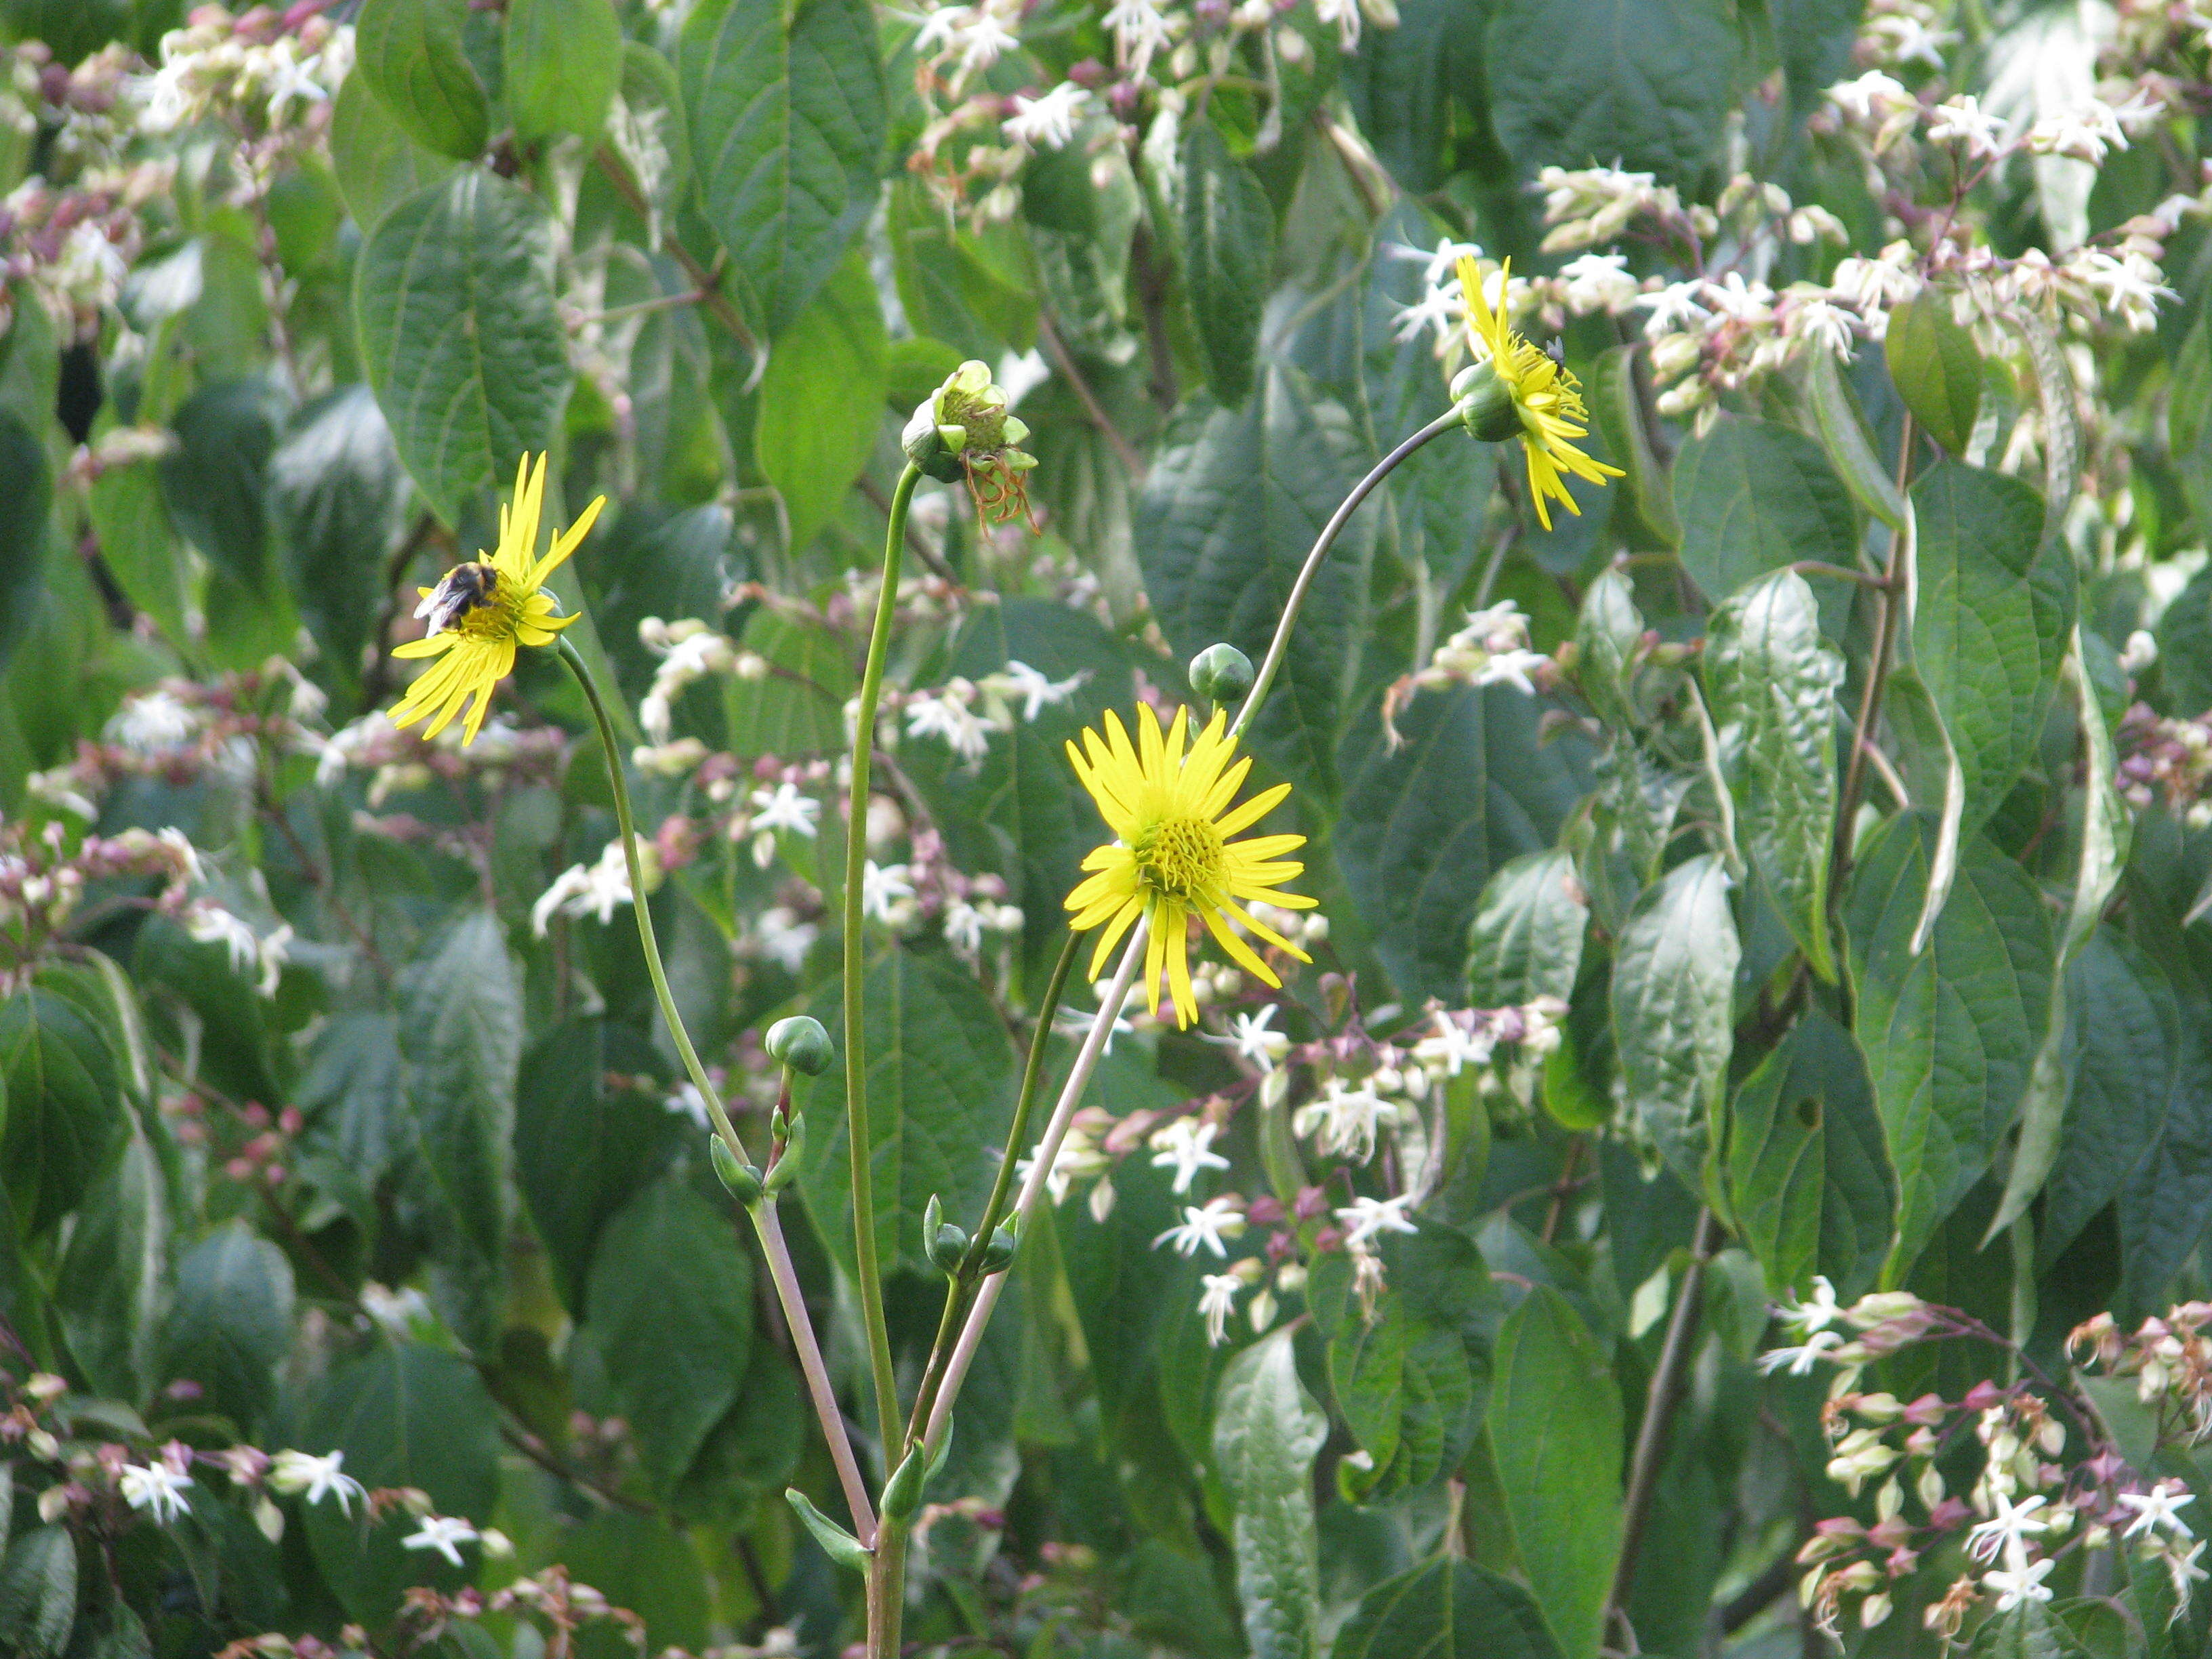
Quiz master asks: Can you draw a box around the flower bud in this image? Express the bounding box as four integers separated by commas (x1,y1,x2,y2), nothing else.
1189,642,1254,709
979,1219,1017,1273
766,1015,834,1076
1452,361,1522,444
710,1136,764,1206
924,1195,969,1273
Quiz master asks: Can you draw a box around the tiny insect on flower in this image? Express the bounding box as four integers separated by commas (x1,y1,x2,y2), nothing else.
388,453,607,746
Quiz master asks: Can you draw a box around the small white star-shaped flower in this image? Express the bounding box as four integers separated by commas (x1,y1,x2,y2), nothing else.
402,1514,480,1568
268,1450,367,1517
119,1462,192,1525
1155,1196,1245,1258
1149,1118,1231,1195
1982,1555,2054,1612
2119,1482,2197,1541
1335,1193,1418,1248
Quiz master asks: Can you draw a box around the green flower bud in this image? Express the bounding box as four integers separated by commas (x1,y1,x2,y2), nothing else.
710,1136,763,1206
979,1218,1018,1273
923,1194,969,1273
1452,361,1523,445
766,1015,834,1077
1188,642,1254,709
880,1443,929,1521
764,1113,806,1193
899,360,1041,526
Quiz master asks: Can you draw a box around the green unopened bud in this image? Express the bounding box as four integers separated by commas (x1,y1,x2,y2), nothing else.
764,1113,806,1193
766,1015,834,1077
1452,361,1522,445
710,1136,763,1206
903,359,1013,483
979,1218,1018,1273
923,1195,969,1273
881,1443,928,1521
1189,642,1254,710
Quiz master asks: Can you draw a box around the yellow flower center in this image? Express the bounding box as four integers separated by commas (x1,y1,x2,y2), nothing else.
1134,814,1223,899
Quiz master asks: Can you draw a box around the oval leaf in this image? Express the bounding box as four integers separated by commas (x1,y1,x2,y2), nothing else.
1610,853,1739,1193
353,0,489,161
1212,1328,1327,1659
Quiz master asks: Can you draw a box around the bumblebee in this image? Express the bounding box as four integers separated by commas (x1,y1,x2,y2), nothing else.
415,560,500,638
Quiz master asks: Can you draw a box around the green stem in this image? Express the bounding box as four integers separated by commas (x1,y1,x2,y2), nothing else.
866,1514,910,1659
846,462,923,1457
1231,407,1462,742
558,638,876,1542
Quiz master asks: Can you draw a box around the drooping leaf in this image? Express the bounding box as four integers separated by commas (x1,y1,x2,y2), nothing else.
352,0,489,161
679,0,888,335
355,169,571,528
1885,290,1982,456
1704,569,1845,981
1847,815,2053,1281
1908,461,2073,827
794,947,1015,1277
1490,1286,1623,1659
161,1223,295,1431
1804,346,1906,533
1137,367,1376,798
0,989,126,1239
1178,119,1274,407
1212,1329,1327,1659
1466,848,1588,1009
1610,853,1739,1193
504,0,621,142
268,386,409,699
756,248,888,551
1670,415,1859,605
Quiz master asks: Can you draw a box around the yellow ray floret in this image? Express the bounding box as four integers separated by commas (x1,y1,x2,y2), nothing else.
1458,255,1624,532
388,453,607,745
1063,703,1317,1029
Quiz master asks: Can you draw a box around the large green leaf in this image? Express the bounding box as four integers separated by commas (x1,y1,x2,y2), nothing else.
160,377,297,667
1704,569,1844,981
1847,815,2053,1281
2118,1006,2212,1309
1486,0,1740,184
161,1223,295,1431
0,409,48,675
756,248,888,551
0,1526,76,1659
1466,848,1587,1009
1610,854,1739,1192
268,386,409,699
515,1018,684,1313
504,0,621,142
1669,415,1858,606
1212,1328,1327,1659
1338,687,1587,1004
87,459,190,651
2155,560,2212,716
1885,291,1982,457
1490,1286,1622,1659
1908,462,2074,827
329,72,457,233
303,1341,504,1623
55,1120,168,1405
355,169,571,528
352,0,489,160
1179,119,1273,407
574,1172,753,1498
399,911,521,1343
679,0,888,336
1330,1557,1562,1659
0,989,126,1239
1136,368,1376,797
794,947,1015,1277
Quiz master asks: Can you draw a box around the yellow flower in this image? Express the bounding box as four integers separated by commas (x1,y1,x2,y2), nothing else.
1458,255,1624,532
389,454,606,745
1064,704,1317,1029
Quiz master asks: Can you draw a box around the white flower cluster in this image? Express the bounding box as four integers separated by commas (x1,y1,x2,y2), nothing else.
636,617,765,745
132,7,353,136
1382,601,1553,745
531,834,663,937
899,659,1089,762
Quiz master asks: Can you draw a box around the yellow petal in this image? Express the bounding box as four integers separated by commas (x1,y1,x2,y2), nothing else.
390,634,456,659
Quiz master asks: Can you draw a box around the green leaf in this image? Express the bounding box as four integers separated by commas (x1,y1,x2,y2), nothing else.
1342,0,1488,193
1885,290,1982,456
2039,930,2179,1265
556,1510,711,1653
355,169,571,529
786,1488,871,1571
605,43,692,224
1610,854,1739,1193
794,947,1013,1277
1330,1557,1563,1659
399,912,520,1343
515,1017,684,1313
1490,1286,1622,1659
1704,569,1845,981
352,0,489,160
1486,0,1740,185
0,1526,77,1659
1212,1328,1327,1659
160,376,298,665
269,386,409,700
1137,367,1376,798
1338,687,1589,1004
1669,414,1859,605
679,0,888,336
2014,308,2081,539
1968,1601,2093,1659
1586,347,1678,550
2156,560,2212,716
1574,568,1641,733
0,409,49,675
1179,119,1273,407
329,69,457,236
1804,346,1906,533
1847,815,2054,1281
2115,1000,2212,1309
303,1341,504,1623
0,989,126,1239
1061,1101,1190,1435
574,1172,753,1497
87,459,190,650
1466,848,1588,1009
505,0,621,142
756,248,887,550
162,1223,295,1431
1726,1010,1891,1299
1908,462,2074,828
55,1119,168,1404
729,607,855,758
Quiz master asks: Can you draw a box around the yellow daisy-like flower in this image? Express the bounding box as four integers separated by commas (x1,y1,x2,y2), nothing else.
388,454,607,745
1064,703,1317,1029
1458,255,1624,532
